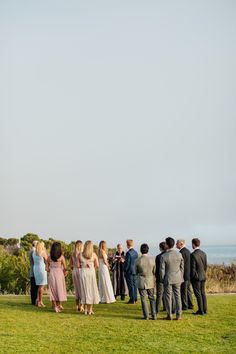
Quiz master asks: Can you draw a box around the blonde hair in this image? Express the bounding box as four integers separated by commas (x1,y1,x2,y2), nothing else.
98,240,107,258
73,240,83,258
32,240,38,248
177,239,185,245
82,240,93,259
36,241,45,256
126,239,134,248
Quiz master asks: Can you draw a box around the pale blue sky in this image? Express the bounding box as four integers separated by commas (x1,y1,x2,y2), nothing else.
1,0,236,246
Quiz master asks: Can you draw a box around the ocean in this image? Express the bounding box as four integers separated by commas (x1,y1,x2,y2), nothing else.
148,245,236,265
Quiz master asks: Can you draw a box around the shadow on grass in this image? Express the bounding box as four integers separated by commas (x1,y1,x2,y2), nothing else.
0,298,197,321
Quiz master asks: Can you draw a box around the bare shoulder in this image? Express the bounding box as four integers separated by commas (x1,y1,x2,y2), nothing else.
58,255,65,262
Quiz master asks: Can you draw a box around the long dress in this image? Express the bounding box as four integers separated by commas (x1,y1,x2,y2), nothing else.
99,254,116,303
33,251,47,286
79,254,100,305
48,260,67,302
71,254,81,301
111,251,128,297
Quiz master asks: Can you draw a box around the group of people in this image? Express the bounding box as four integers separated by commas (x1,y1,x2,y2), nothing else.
29,240,116,314
135,237,207,320
29,236,207,320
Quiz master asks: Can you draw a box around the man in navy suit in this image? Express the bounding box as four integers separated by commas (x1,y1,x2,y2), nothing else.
124,239,138,304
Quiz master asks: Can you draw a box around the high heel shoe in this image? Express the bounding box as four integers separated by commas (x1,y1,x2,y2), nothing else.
88,311,94,315
84,310,88,315
80,306,85,312
54,306,61,313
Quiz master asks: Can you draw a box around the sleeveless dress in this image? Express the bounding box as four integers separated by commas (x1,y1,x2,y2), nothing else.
79,254,100,304
33,251,47,286
71,254,81,300
48,260,67,302
99,254,116,303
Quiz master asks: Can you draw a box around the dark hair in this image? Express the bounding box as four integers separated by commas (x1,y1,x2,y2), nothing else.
192,238,200,247
165,237,175,249
159,242,167,251
50,242,62,262
140,243,149,254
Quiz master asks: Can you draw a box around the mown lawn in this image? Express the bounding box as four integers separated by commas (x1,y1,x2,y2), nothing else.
0,295,235,353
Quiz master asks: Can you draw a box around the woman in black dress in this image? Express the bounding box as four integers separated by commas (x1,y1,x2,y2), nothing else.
111,244,128,300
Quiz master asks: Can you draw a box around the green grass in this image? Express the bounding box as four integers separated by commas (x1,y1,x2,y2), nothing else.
0,295,236,354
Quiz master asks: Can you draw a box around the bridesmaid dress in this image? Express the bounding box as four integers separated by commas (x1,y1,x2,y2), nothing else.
48,260,67,302
72,254,81,301
98,254,116,303
33,251,47,286
79,254,100,304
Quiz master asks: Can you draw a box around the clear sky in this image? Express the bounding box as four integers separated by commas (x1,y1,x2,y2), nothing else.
1,0,236,246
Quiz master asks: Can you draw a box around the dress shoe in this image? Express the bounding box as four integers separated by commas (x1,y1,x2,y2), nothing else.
175,317,182,320
192,311,204,315
163,315,172,320
126,300,135,304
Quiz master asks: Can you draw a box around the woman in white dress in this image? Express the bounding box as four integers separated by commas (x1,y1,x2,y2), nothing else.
79,241,100,315
98,241,116,304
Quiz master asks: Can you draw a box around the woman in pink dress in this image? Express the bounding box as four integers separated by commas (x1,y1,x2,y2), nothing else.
47,242,67,313
70,240,84,312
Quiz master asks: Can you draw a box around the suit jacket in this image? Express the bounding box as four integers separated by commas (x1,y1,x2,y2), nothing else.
135,255,156,289
29,247,36,277
160,249,184,285
191,249,207,281
180,247,191,281
155,251,166,283
124,248,138,276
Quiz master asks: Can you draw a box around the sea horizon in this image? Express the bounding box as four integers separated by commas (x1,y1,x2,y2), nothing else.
140,244,236,265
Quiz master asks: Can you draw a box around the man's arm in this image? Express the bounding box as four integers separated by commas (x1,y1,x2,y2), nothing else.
180,254,184,277
191,253,197,279
160,255,165,283
135,258,139,275
124,252,130,274
204,253,207,272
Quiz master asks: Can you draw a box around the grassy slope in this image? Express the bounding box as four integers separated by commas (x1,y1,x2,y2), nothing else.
0,295,236,354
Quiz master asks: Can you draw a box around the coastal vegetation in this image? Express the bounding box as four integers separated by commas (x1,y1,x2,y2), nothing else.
0,234,235,294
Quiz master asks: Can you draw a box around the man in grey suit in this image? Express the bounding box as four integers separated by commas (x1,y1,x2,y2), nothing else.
135,243,157,320
160,237,184,320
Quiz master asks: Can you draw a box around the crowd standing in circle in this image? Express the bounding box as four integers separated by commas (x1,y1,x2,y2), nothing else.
29,237,207,319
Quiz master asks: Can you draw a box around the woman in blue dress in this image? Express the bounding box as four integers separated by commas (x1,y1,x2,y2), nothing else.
33,240,48,307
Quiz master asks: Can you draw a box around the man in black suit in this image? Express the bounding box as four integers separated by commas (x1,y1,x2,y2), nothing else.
155,242,167,314
124,239,138,304
176,239,193,310
191,238,207,315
